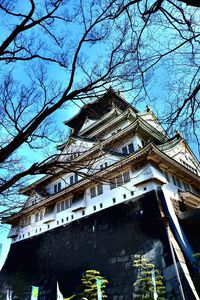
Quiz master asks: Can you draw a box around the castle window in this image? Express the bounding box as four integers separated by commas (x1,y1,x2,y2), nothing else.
21,215,32,227
56,198,71,213
35,213,39,222
35,210,43,222
65,199,71,209
70,174,79,185
70,176,74,185
128,143,134,153
110,171,130,189
122,144,134,155
116,175,123,186
54,182,61,194
110,178,116,190
180,159,197,174
176,178,182,189
39,211,43,221
183,182,190,191
90,184,103,198
57,202,61,213
61,201,65,211
75,173,78,183
123,171,130,183
172,175,177,186
122,146,128,154
97,184,103,195
163,171,170,182
90,187,96,198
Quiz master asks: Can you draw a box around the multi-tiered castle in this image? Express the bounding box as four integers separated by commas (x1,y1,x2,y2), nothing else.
1,89,200,299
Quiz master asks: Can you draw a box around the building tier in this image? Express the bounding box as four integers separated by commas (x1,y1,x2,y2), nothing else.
4,89,200,245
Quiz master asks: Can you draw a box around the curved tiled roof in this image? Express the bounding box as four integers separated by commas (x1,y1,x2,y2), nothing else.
64,88,138,133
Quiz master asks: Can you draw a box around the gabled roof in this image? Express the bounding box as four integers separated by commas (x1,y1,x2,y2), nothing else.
138,108,166,136
78,106,125,136
64,88,138,134
158,134,200,171
57,134,96,151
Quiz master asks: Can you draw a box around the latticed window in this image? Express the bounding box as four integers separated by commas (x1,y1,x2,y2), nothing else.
122,146,128,154
163,171,170,182
54,182,61,194
128,143,134,153
90,184,103,198
176,178,182,189
61,201,65,211
97,184,103,195
116,175,123,186
172,175,177,186
27,216,31,225
110,178,116,190
35,213,39,222
90,186,96,198
110,171,130,189
56,198,71,213
122,143,134,154
123,171,130,183
65,199,71,209
70,176,74,185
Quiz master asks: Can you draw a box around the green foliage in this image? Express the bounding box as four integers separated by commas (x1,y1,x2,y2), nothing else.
79,270,108,300
65,269,108,300
12,272,29,298
193,253,200,267
133,255,166,300
64,295,77,300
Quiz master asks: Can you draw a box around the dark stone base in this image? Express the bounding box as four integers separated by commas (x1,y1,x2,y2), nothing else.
0,191,190,299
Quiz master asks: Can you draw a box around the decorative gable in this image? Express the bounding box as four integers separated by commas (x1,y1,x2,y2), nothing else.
139,110,165,135
59,136,96,161
79,118,96,133
160,139,200,175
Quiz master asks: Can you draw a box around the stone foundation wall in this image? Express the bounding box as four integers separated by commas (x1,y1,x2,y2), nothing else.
0,191,192,299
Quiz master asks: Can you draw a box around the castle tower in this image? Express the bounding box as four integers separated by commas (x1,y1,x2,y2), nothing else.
1,89,200,299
